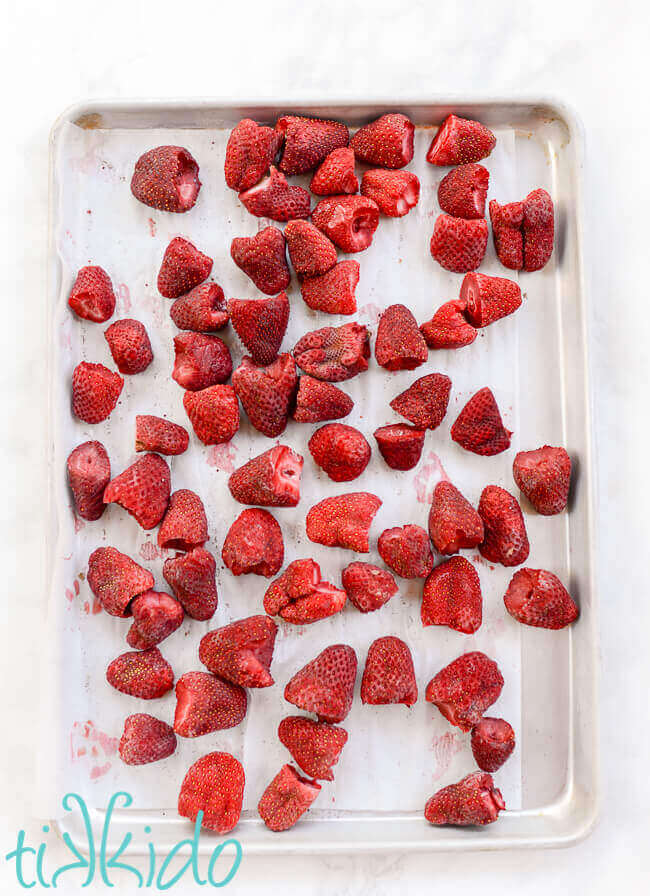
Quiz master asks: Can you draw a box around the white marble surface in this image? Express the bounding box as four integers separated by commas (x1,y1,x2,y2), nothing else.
1,0,649,892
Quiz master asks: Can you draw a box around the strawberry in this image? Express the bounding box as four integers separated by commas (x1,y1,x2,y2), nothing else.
306,492,382,553
68,266,115,322
489,199,524,269
421,556,482,634
103,453,170,530
228,445,303,507
239,166,311,221
258,764,321,832
157,489,208,551
131,145,201,212
430,214,488,273
230,226,291,295
293,376,353,423
224,119,282,191
490,189,554,271
293,322,370,382
278,716,348,781
67,440,111,521
470,718,515,772
71,361,123,424
361,636,418,707
135,415,189,456
451,387,512,456
263,559,347,625
157,237,213,299
503,568,579,629
428,480,484,554
222,508,284,577
199,615,278,688
171,332,232,391
437,163,489,219
312,195,380,253
424,772,505,826
178,752,245,834
375,304,428,371
119,714,177,766
173,671,247,737
351,114,415,169
425,651,503,731
342,561,398,613
284,220,337,278
512,445,571,515
103,319,153,375
426,115,496,166
87,546,154,617
300,260,360,316
420,300,477,350
228,293,290,366
374,424,425,471
233,353,296,438
126,590,184,650
310,147,358,196
182,384,239,445
378,525,434,578
163,547,218,621
284,644,357,723
169,283,229,332
308,423,371,482
478,485,530,567
275,115,349,175
360,169,420,217
390,374,452,430
106,647,174,699
460,272,522,328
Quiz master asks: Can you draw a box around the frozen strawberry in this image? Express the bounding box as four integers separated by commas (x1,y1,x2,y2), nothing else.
437,163,489,219
68,266,115,322
67,440,110,521
182,384,239,445
421,556,482,634
306,493,382,553
489,199,524,269
131,145,201,212
378,525,434,578
126,590,184,650
361,636,417,706
103,453,170,530
490,189,554,271
360,169,420,217
310,147,358,195
309,423,371,482
135,415,189,456
163,547,218,620
278,716,348,781
178,752,245,834
284,644,357,723
504,568,579,629
451,387,512,456
342,561,398,613
312,195,380,253
228,445,303,507
232,353,296,437
424,772,505,826
106,647,174,699
390,374,452,430
222,508,284,577
375,304,428,371
471,717,515,772
229,293,289,366
169,283,229,332
230,226,290,295
426,651,503,731
293,376,353,423
258,764,321,831
103,319,153,375
173,671,247,737
426,115,496,166
478,485,530,567
420,300,477,350
119,714,177,766
428,481,484,554
264,559,347,625
157,237,213,299
430,215,488,273
224,118,282,191
239,166,311,221
374,424,425,471
157,489,208,551
276,115,349,175
293,322,370,382
199,615,278,688
171,332,232,391
300,260,359,316
284,220,337,278
351,113,414,169
512,445,571,515
71,361,123,424
461,272,522,328
88,546,154,617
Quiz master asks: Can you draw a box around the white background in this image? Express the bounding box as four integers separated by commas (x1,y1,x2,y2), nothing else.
1,0,649,893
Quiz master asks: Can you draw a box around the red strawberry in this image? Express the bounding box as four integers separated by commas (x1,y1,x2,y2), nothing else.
512,445,571,515
157,237,213,299
375,304,428,371
284,644,357,723
300,260,359,315
306,493,382,553
293,322,370,382
309,423,371,482
222,508,284,577
232,353,296,438
310,147,358,196
426,115,496,166
169,283,229,332
171,332,232,391
420,300,477,350
119,714,177,766
293,376,353,423
258,764,321,832
157,489,208,551
390,374,451,430
239,166,310,221
131,145,201,212
461,272,522,328
264,559,347,625
228,445,303,507
228,293,289,366
230,226,291,295
437,163,489,219
421,556,482,634
224,119,282,191
342,561,398,613
425,651,503,731
103,319,153,375
178,752,245,834
163,547,218,620
503,568,579,629
275,115,349,175
360,169,420,217
478,485,530,567
87,546,154,617
351,114,415,169
103,453,170,530
67,440,110,521
312,195,380,253
451,387,512,456
68,266,115,322
430,215,488,273
361,636,418,706
182,384,239,445
199,615,278,688
374,424,425,471
135,415,189,456
489,199,524,269
106,647,174,699
428,480,484,554
173,671,247,737
71,361,123,424
278,716,348,781
522,188,554,271
126,590,184,650
424,772,505,826
378,525,434,578
284,220,337,278
471,718,515,772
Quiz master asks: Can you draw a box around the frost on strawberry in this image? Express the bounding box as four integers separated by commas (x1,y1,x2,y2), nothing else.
430,214,488,273
360,169,420,217
437,163,489,219
239,166,311,222
300,261,359,315
490,188,554,271
119,714,177,766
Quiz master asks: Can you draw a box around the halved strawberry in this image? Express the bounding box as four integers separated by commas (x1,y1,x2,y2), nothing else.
232,352,296,438
420,300,477,350
182,385,239,445
428,480,484,554
503,568,579,629
293,322,370,382
135,415,189,456
390,374,451,430
171,332,232,390
425,772,505,826
361,636,417,706
275,115,349,175
119,714,177,765
425,650,503,731
375,304,428,371
438,164,489,219
306,493,382,553
163,547,218,621
309,423,371,482
71,361,123,424
489,198,524,269
284,644,357,723
169,283,229,332
239,166,310,221
312,195,380,253
341,561,398,613
68,266,115,322
199,615,278,688
67,440,111,521
224,119,282,191
157,489,208,551
174,671,247,737
471,718,515,772
157,237,213,299
426,115,496,166
131,145,201,212
478,485,529,567
264,559,347,625
228,293,289,366
461,272,522,327
278,716,348,781
430,215,488,273
351,114,415,169
451,387,512,456
258,764,321,831
126,590,184,649
228,445,303,507
374,424,425,471
178,752,245,834
87,546,154,617
378,525,434,578
421,556,482,634
106,647,174,699
490,189,554,271
300,260,359,315
360,169,420,217
293,376,354,423
310,147,358,196
222,508,284,577
103,453,170,530
230,226,290,296
512,445,571,515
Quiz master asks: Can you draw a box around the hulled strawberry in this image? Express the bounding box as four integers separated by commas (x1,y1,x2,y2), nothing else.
131,145,201,212
428,480,484,554
471,718,515,773
106,647,174,699
421,556,482,634
420,300,477,350
222,508,284,577
157,237,213,299
171,332,232,390
308,423,371,482
278,716,348,781
87,546,154,617
230,226,290,295
239,166,311,221
228,445,303,507
173,671,247,737
361,636,418,706
71,361,123,424
228,293,289,366
390,374,452,430
378,525,434,578
119,714,177,766
460,272,522,327
503,568,579,629
182,385,239,445
430,214,488,273
199,615,278,688
342,561,397,613
169,283,229,332
163,548,218,621
478,485,530,567
425,772,505,826
264,559,347,625
437,163,489,219
135,415,189,456
284,644,357,723
351,113,415,169
68,266,115,323
306,493,382,553
300,261,359,315
232,353,297,438
310,147,358,196
512,445,571,515
426,115,496,166
360,169,420,217
258,764,321,832
103,319,153,375
157,489,208,551
178,752,245,833
285,220,337,278
67,440,111,521
126,590,184,650
276,115,349,175
312,195,380,253
224,119,282,191
451,387,512,456
103,453,170,530
293,322,370,382
374,424,425,471
425,651,503,731
375,304,428,371
293,376,354,423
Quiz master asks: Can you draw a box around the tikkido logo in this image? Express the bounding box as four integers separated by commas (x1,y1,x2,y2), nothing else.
5,793,243,889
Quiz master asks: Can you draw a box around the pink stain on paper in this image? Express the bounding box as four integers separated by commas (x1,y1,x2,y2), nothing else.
147,218,157,237
413,451,450,504
431,731,464,782
116,283,131,314
207,443,238,473
357,302,382,326
139,542,166,562
70,721,118,780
